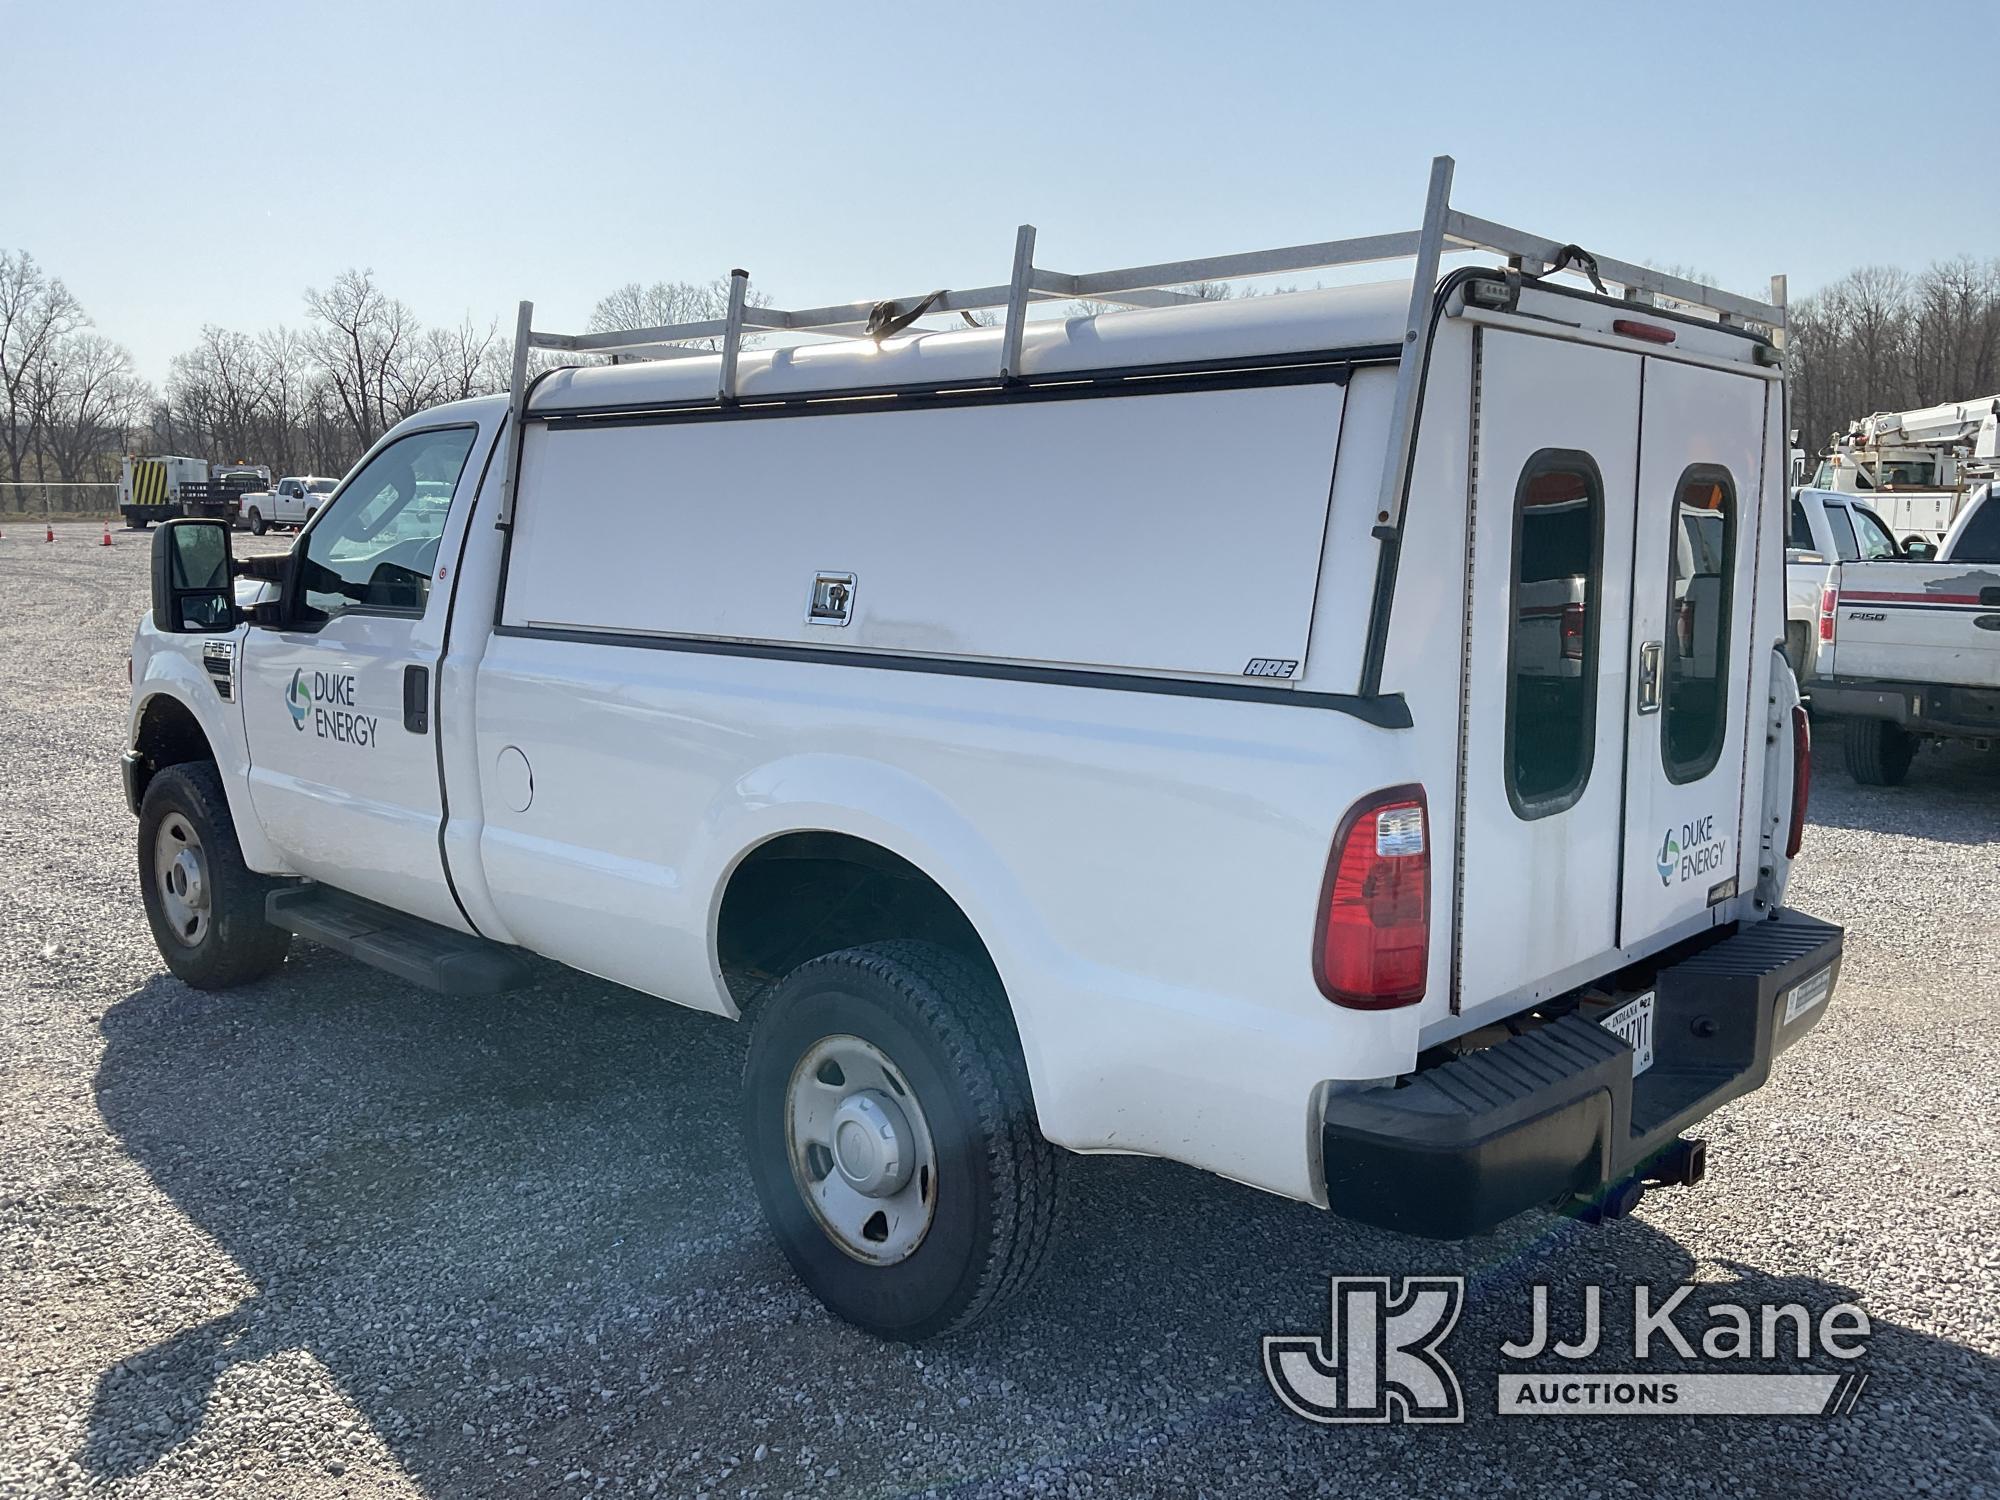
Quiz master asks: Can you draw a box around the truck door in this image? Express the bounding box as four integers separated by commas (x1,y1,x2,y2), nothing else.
1456,331,1641,1008
237,423,483,929
1617,358,1767,944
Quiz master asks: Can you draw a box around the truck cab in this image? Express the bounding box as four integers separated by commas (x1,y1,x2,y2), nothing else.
120,160,1842,1341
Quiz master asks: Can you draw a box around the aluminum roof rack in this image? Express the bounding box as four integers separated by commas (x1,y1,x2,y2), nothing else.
496,155,1787,549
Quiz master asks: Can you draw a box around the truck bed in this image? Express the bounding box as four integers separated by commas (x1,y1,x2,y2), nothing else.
1829,559,2000,690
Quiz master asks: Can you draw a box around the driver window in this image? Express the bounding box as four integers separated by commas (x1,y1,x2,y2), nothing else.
1852,508,1898,560
298,426,476,626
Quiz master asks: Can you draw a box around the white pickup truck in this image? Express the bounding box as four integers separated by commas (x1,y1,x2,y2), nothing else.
238,475,338,534
1784,488,1906,682
122,162,1842,1340
1807,483,2000,783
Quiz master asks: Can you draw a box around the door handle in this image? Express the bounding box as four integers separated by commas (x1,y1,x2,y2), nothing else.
1636,641,1663,714
402,664,431,734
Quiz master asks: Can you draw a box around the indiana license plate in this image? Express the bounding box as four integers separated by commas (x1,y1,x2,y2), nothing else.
1601,991,1656,1077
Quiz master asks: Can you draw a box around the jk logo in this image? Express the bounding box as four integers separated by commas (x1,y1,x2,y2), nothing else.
1264,1276,1465,1424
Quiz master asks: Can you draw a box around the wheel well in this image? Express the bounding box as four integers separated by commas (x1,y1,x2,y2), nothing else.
132,695,215,805
716,832,996,1009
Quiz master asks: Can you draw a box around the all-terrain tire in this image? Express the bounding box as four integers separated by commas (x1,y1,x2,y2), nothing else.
137,762,291,988
247,508,266,535
1842,717,1915,786
742,940,1064,1340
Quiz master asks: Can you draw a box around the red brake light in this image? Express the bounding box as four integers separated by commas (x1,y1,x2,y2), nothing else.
1560,602,1586,661
1613,318,1677,345
1818,586,1837,643
1787,703,1811,860
1315,786,1430,1009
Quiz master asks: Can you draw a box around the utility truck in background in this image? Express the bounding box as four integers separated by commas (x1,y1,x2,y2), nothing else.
119,458,271,529
120,158,1842,1340
1809,395,2000,550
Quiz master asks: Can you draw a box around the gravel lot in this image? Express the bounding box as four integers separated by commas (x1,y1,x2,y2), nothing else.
2,524,1997,1498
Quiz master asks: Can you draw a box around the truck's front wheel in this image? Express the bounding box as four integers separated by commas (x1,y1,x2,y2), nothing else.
1842,717,1916,786
137,763,290,988
741,941,1064,1340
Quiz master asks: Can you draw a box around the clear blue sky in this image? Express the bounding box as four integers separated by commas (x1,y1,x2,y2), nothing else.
7,0,1994,384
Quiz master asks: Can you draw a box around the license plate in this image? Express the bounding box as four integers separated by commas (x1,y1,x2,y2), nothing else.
1784,966,1833,1025
1601,991,1656,1077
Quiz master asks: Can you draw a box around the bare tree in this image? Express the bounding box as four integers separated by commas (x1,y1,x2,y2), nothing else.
304,268,418,448
0,250,84,483
37,332,148,481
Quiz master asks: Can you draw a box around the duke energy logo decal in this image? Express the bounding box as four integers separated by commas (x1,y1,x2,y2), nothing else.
1657,816,1729,889
284,668,380,746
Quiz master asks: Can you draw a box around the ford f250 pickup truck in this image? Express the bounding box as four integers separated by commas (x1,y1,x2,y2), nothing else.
122,161,1842,1340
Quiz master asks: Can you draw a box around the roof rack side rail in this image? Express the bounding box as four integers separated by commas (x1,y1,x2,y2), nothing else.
495,154,1789,523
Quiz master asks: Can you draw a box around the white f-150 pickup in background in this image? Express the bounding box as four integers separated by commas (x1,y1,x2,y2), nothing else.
238,475,338,534
1808,483,2000,783
119,163,1842,1340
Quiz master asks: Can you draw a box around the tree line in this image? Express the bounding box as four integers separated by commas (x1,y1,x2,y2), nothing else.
1787,259,2000,452
0,250,750,507
11,241,2000,507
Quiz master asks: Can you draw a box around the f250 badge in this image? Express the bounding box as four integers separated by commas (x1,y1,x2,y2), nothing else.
286,668,378,747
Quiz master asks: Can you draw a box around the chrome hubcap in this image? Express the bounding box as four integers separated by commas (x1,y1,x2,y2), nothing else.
153,812,210,947
786,1034,937,1264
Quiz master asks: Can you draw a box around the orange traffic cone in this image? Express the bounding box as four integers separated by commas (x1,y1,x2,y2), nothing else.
101,524,113,547
45,524,55,542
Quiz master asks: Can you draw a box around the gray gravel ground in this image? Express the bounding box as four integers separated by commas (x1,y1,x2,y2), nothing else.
2,523,1997,1498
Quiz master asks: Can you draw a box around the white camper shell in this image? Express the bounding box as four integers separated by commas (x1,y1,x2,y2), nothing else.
125,159,1841,1340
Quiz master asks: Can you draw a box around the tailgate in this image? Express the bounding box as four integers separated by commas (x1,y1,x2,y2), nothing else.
1830,560,2000,688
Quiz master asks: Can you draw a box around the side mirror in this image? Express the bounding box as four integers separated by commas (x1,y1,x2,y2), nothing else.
1903,539,1936,561
150,518,237,633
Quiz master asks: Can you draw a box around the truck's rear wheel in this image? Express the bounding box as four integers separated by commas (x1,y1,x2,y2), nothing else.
1842,717,1915,786
137,763,290,988
247,508,266,535
1783,622,1811,683
742,941,1063,1340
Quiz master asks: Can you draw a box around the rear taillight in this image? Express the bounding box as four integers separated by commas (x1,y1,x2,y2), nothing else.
1560,603,1586,661
1315,786,1430,1009
1817,586,1837,644
1787,703,1810,859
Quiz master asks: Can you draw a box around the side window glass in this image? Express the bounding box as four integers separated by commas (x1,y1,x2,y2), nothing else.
1505,451,1602,818
297,426,476,626
1824,505,1860,561
1663,468,1735,784
1951,495,2000,562
1788,498,1814,550
1852,508,1896,559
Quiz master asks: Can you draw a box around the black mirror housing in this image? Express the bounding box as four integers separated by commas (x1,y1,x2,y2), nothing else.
150,518,238,633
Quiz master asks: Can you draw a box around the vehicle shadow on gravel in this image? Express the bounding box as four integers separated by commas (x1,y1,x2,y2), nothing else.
84,958,1998,1497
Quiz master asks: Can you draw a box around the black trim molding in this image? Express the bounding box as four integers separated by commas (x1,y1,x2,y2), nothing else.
490,624,1414,729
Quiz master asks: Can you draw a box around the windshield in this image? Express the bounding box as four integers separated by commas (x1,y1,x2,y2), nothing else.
1874,457,1940,487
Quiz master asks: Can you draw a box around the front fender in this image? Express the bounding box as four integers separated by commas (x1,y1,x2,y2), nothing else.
129,629,293,876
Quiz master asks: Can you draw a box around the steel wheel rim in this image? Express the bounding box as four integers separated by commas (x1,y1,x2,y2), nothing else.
785,1032,938,1265
153,812,211,947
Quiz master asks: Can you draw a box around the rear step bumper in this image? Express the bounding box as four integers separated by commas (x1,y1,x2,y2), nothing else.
1320,909,1843,1239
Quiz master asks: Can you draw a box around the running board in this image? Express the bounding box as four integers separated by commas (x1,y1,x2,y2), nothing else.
266,884,534,996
